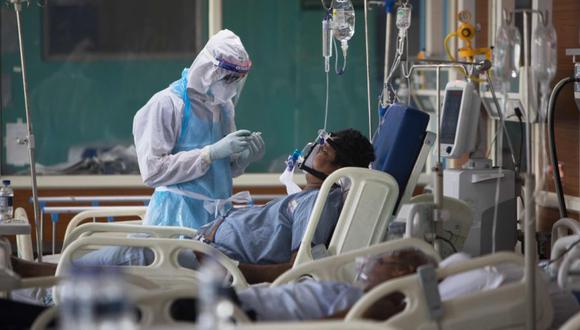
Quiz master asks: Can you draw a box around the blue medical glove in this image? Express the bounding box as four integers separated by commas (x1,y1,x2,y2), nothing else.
233,134,265,169
247,134,265,162
209,129,251,161
239,134,265,165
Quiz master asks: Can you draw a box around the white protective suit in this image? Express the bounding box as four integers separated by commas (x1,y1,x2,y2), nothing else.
133,29,256,229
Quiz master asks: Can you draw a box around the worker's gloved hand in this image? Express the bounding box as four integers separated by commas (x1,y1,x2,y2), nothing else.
235,134,265,167
209,130,252,161
247,134,265,163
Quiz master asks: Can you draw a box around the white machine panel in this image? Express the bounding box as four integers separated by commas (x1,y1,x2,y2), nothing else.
444,168,517,256
440,80,481,159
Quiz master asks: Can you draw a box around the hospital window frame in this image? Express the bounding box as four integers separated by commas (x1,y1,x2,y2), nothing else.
41,0,205,61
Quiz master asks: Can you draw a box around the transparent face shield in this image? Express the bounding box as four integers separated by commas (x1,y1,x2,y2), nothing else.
209,71,248,105
204,49,251,105
230,75,247,106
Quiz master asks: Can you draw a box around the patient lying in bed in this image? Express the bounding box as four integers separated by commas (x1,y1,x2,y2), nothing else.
211,250,578,327
75,129,376,283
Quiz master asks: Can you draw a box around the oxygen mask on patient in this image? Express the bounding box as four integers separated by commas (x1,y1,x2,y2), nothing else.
297,129,331,179
279,129,330,194
279,149,303,195
353,253,405,290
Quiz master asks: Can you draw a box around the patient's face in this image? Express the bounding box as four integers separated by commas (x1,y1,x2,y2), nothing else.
305,141,340,184
363,255,416,292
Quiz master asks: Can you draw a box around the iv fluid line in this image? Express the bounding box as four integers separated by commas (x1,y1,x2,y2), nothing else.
324,70,329,131
333,38,347,75
486,75,518,169
363,0,372,139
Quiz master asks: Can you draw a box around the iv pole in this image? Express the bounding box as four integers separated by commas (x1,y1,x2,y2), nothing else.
9,0,43,261
402,60,487,244
505,9,546,330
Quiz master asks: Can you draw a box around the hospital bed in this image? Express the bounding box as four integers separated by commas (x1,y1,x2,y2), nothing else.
561,310,580,330
274,238,440,285
279,240,553,329
15,206,147,263
55,166,400,290
50,238,553,329
549,217,580,291
56,236,249,290
345,252,554,329
36,239,432,329
31,297,397,330
53,105,434,289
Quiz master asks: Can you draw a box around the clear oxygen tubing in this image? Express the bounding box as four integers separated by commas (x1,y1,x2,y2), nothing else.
485,72,519,254
484,77,518,170
547,77,580,219
324,71,330,131
363,0,372,139
11,0,43,261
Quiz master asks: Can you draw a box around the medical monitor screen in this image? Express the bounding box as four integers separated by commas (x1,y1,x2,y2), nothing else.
440,90,463,145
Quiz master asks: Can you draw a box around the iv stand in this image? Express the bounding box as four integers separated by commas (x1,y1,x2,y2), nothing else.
9,0,43,262
504,9,546,330
402,60,483,244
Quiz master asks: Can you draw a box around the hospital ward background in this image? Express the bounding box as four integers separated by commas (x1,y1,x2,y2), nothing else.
1,0,580,329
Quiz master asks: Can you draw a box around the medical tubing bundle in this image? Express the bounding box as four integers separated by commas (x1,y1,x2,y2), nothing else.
547,76,580,218
381,4,411,107
485,73,520,253
485,75,519,169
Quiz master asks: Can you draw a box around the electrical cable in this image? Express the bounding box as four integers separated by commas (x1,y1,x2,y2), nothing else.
545,237,580,266
515,107,524,176
435,235,458,253
547,76,580,218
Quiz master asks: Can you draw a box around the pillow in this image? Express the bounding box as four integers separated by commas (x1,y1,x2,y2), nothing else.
438,253,508,301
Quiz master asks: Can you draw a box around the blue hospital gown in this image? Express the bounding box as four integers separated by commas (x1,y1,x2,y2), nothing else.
202,187,344,264
237,279,363,321
76,188,343,267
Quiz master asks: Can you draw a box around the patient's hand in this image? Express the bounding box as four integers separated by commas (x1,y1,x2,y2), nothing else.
361,292,406,321
237,251,297,284
238,262,293,284
10,256,57,278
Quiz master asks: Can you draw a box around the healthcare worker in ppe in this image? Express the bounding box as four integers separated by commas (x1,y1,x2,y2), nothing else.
133,29,264,229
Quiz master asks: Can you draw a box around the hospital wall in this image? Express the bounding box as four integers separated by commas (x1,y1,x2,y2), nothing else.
0,0,381,174
535,0,580,239
1,0,384,252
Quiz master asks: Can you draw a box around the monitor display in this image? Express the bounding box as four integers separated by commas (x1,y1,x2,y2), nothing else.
440,90,463,145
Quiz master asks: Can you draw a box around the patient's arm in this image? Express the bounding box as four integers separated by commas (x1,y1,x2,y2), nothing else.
238,252,298,284
10,256,57,278
324,292,405,321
